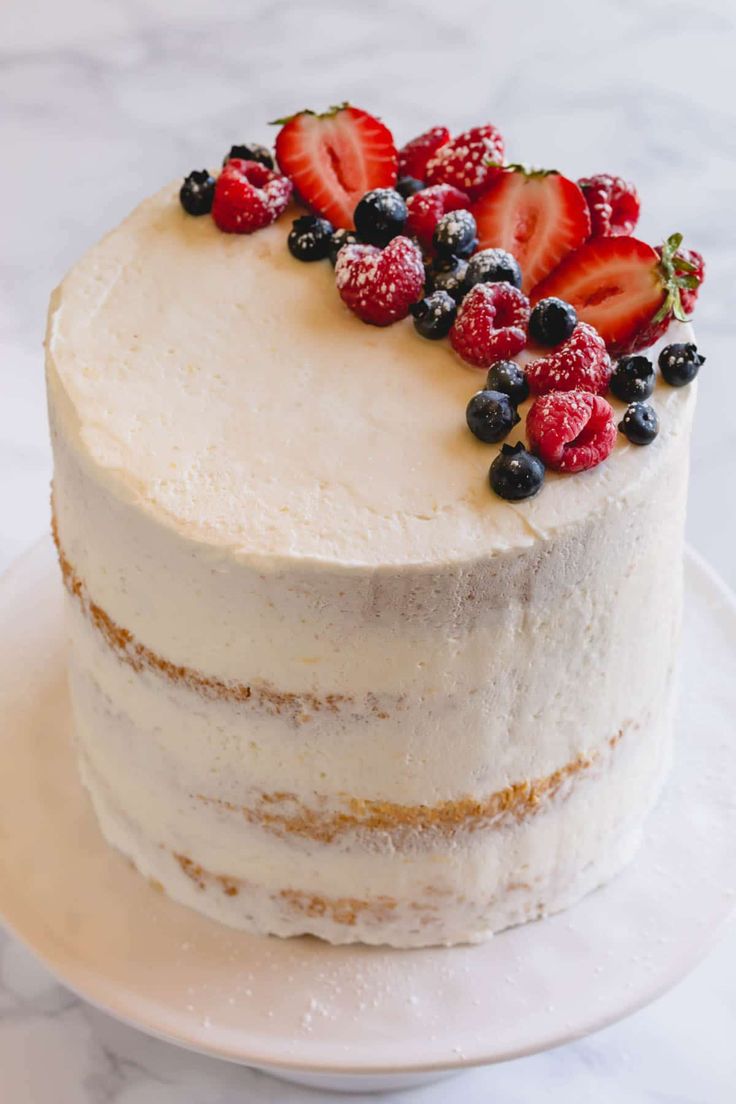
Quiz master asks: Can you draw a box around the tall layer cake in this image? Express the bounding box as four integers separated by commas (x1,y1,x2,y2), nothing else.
46,109,704,946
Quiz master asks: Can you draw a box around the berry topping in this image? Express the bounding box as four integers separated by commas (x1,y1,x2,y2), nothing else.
472,167,590,291
433,209,478,260
490,443,545,501
224,143,274,170
531,232,705,356
525,322,611,396
410,290,457,340
405,184,471,251
526,391,617,473
398,126,451,181
274,104,397,228
328,227,360,266
288,214,334,261
658,245,705,317
426,255,469,303
450,283,530,368
179,170,215,216
396,176,425,199
619,402,659,445
609,355,655,403
577,173,640,237
485,360,529,406
466,390,520,443
353,188,407,246
528,297,577,346
212,159,292,234
335,236,425,326
425,124,505,199
658,342,705,387
464,248,523,292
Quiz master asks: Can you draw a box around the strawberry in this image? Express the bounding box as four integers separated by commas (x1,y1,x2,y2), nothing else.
398,126,451,181
273,104,397,229
526,322,612,396
425,124,505,199
211,159,292,233
658,245,704,316
335,236,425,326
405,184,470,250
577,173,640,237
526,391,617,473
450,283,530,367
531,232,704,356
472,166,591,292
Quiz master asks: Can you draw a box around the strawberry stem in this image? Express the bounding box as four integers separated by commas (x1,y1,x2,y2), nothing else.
485,161,559,178
654,232,703,324
269,102,350,125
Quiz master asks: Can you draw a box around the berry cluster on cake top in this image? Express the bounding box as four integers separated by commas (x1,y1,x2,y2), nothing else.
179,104,706,502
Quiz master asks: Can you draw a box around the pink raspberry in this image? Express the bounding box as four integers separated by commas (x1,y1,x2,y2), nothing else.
335,236,425,326
526,391,617,473
425,124,505,199
450,283,530,368
526,322,612,396
406,184,471,251
398,126,451,181
577,173,640,237
212,159,292,233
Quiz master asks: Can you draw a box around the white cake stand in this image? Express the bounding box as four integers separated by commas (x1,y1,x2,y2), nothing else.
0,538,734,1094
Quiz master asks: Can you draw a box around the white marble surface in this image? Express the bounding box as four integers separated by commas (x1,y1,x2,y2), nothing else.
1,0,735,1100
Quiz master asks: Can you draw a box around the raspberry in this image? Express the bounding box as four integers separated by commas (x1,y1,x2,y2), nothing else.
577,173,640,237
212,159,292,233
526,321,612,396
398,126,451,181
526,391,617,473
450,283,530,368
406,184,470,251
335,236,425,326
425,124,505,199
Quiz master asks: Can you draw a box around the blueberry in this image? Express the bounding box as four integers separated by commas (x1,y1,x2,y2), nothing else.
433,209,478,260
619,402,660,445
288,215,334,262
610,355,655,403
328,228,360,266
223,143,274,169
466,390,520,443
485,360,529,406
410,291,457,340
464,248,522,292
528,297,578,346
353,189,408,247
426,256,469,302
179,169,215,216
489,442,545,501
396,176,425,199
658,342,705,387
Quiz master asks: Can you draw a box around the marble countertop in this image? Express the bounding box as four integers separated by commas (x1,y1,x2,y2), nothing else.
1,0,735,1099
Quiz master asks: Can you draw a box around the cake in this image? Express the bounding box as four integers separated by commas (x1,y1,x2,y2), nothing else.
45,107,705,947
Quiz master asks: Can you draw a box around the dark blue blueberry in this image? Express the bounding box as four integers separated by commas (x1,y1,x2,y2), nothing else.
353,188,408,246
396,176,425,199
410,290,457,340
433,209,478,259
464,248,522,292
288,215,334,261
328,228,360,266
528,297,578,346
658,342,705,387
426,256,469,302
618,402,660,445
179,170,215,216
223,143,274,169
485,360,529,406
610,355,655,403
466,390,520,444
489,442,545,501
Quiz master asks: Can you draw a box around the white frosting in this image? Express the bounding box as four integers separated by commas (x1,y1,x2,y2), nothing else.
46,181,696,946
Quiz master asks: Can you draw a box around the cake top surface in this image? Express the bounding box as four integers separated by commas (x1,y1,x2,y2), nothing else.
46,182,694,568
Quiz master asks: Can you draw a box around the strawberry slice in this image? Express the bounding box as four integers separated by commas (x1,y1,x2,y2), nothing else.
530,233,703,356
273,103,397,229
472,167,591,292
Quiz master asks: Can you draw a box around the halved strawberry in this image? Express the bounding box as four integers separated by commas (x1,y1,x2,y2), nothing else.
531,232,703,355
472,167,591,292
273,103,397,229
